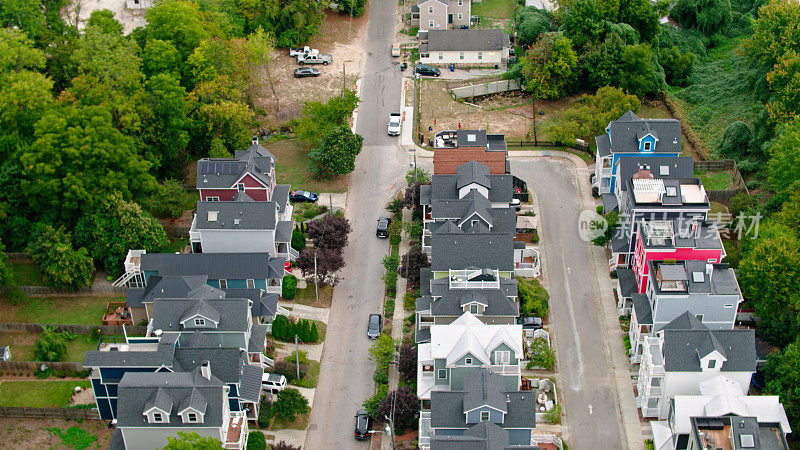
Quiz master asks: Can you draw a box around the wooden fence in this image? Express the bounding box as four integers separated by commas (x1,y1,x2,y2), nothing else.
0,322,146,336
449,79,521,99
0,360,85,373
0,406,100,420
0,285,126,297
694,159,749,202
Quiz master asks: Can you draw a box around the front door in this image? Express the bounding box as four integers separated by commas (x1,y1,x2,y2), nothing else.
448,13,453,24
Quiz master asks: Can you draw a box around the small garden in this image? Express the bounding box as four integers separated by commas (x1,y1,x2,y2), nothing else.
258,387,311,431
518,277,550,318
0,293,124,325
0,380,91,408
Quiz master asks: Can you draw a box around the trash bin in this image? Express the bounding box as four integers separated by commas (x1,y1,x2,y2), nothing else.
449,63,455,72
400,62,407,71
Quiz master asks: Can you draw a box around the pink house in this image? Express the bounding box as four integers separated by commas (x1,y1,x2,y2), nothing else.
196,137,278,202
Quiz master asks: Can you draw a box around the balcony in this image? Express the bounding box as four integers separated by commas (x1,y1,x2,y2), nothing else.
448,269,500,290
189,215,200,243
487,364,521,375
102,302,133,326
223,412,248,449
418,411,431,449
265,285,281,295
515,248,540,278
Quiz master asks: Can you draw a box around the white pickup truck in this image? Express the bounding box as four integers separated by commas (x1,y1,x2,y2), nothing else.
289,46,312,57
387,113,402,136
297,50,332,65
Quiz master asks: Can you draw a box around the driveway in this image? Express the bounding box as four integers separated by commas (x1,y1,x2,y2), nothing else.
304,0,408,447
510,158,625,450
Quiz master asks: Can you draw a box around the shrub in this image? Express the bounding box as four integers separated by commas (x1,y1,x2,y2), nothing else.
373,365,389,384
290,229,306,252
282,274,298,299
530,230,539,244
272,360,307,382
592,186,599,198
518,278,550,318
645,439,655,450
34,326,67,362
273,388,309,421
528,337,555,370
623,334,632,355
386,198,404,215
363,384,389,417
398,342,417,381
257,397,271,429
596,205,603,215
272,442,301,450
384,298,395,318
383,270,397,296
382,254,400,272
543,403,561,424
247,431,267,450
404,291,417,311
145,179,190,219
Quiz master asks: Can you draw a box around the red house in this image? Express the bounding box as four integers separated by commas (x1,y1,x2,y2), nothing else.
196,137,276,202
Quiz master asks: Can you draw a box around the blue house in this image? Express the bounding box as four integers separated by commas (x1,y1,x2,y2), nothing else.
593,111,682,195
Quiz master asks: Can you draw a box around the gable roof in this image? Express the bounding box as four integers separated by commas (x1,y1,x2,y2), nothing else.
661,328,756,373
426,29,509,52
457,160,492,189
463,370,508,413
180,300,221,325
197,140,274,190
127,275,226,308
141,253,286,280
429,312,522,365
604,111,681,154
152,298,250,333
195,201,278,231
144,387,173,414
430,234,515,271
177,388,207,415
239,363,264,402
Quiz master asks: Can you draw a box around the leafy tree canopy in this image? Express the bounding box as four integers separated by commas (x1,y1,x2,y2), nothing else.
521,33,579,100
308,126,364,178
306,215,352,251
240,0,326,47
545,85,640,144
87,9,123,36
27,225,94,290
767,118,800,193
618,43,664,98
273,388,310,421
142,73,191,175
295,90,360,147
142,39,183,81
670,0,732,36
0,27,46,72
375,387,420,431
0,70,55,139
516,7,557,49
764,336,800,432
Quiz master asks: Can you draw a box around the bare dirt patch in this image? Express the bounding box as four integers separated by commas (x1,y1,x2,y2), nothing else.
0,417,112,450
256,11,369,129
63,0,147,34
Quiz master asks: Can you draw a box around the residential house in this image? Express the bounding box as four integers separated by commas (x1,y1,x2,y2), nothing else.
609,176,710,271
109,367,249,450
196,136,288,203
0,345,9,361
636,314,757,419
125,0,156,9
433,130,508,175
593,110,682,195
629,261,742,363
417,312,523,401
418,0,471,31
189,200,296,260
602,155,694,214
419,29,510,66
84,333,266,423
650,375,791,450
615,218,726,314
416,267,519,343
113,251,287,293
418,369,539,449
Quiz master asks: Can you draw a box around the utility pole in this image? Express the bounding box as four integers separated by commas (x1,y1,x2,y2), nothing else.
294,334,300,380
314,251,319,303
531,96,537,146
342,62,346,98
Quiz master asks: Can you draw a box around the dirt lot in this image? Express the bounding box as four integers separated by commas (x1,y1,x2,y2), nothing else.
62,0,147,34
0,417,112,450
256,11,369,128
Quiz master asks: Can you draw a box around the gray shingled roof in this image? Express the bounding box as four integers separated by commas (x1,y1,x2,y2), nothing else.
239,363,264,402
152,298,250,333
273,185,291,213
660,311,705,331
661,328,756,373
430,234,515,271
431,422,516,450
605,111,681,154
616,269,638,298
172,346,245,384
428,276,517,298
617,156,694,192
416,295,433,312
196,145,274,190
416,327,432,344
457,160,491,189
141,253,285,280
426,29,509,52
248,324,268,354
109,429,124,450
430,288,518,317
632,294,652,326
83,339,177,370
178,388,207,415
602,193,618,213
127,275,225,309
195,201,278,230
116,369,225,428
596,133,611,158
275,221,294,243
426,164,513,205
144,387,173,413
463,370,507,413
181,300,222,325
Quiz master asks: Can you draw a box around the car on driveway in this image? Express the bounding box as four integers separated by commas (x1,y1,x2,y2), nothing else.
367,313,382,339
294,67,320,78
414,64,441,77
290,190,318,203
376,217,392,238
262,373,287,394
354,409,372,440
517,316,543,330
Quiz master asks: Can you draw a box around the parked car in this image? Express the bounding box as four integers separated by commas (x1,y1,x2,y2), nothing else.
391,43,401,57
284,261,292,271
517,316,543,330
387,113,401,136
354,409,372,440
367,313,382,339
414,64,441,77
297,50,332,65
294,67,321,78
376,217,392,238
289,46,312,57
289,190,318,203
262,373,287,394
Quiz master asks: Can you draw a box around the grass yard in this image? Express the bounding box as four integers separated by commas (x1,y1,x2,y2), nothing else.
292,285,334,308
7,262,44,286
266,139,349,194
472,0,516,19
269,410,310,431
162,236,189,253
710,201,729,217
289,359,320,389
0,296,122,325
0,332,100,362
694,169,737,191
0,418,113,450
0,380,91,408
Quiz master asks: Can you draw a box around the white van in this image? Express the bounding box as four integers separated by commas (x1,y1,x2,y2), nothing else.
262,373,287,394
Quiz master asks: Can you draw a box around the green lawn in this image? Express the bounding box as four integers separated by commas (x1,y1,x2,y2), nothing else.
710,201,729,217
266,139,349,194
292,285,333,308
163,236,189,253
694,169,736,191
268,410,310,431
0,296,122,325
289,359,320,389
472,0,516,19
7,262,44,286
0,380,91,407
0,332,100,362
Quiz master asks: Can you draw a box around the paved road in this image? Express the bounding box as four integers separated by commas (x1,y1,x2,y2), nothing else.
511,158,625,450
304,0,407,448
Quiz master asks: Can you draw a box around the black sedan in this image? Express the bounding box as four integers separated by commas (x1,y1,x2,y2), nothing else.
354,409,372,440
376,217,392,238
289,190,318,203
294,67,321,78
517,316,544,330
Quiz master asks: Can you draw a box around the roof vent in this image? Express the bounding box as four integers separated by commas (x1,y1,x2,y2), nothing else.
208,211,218,222
233,218,241,225
467,134,476,142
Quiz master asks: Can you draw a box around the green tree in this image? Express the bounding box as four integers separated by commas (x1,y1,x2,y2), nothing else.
142,39,183,80
308,126,364,178
765,51,800,122
87,9,123,35
72,25,142,95
240,0,326,47
619,44,662,97
295,90,360,147
162,431,224,449
0,70,55,139
291,229,306,252
516,7,556,49
282,274,298,299
143,74,190,175
369,333,398,371
560,0,607,50
243,27,279,111
0,0,67,47
362,383,388,417
580,32,626,89
767,118,800,193
20,104,155,224
74,194,168,275
764,336,800,433
618,0,661,43
246,430,267,450
718,120,753,159
34,326,67,362
310,322,319,343
740,0,800,74
273,388,309,421
518,278,550,317
27,226,94,290
591,210,619,247
0,27,46,72
143,179,191,219
0,239,12,286
146,1,213,60
545,85,641,144
670,0,732,36
521,34,578,100
659,46,694,86
338,0,368,16
188,76,255,154
528,337,556,370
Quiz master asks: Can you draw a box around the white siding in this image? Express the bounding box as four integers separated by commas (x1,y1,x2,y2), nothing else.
120,426,224,450
419,49,506,65
199,229,276,255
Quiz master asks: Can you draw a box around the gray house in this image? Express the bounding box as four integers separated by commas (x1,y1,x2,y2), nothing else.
110,367,248,450
418,370,539,449
416,267,519,343
419,29,510,66
629,261,742,363
418,0,472,31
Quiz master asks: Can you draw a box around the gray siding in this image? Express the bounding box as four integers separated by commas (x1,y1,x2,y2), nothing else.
419,0,447,30
120,426,224,450
434,358,449,386
508,429,532,446
651,291,739,330
449,0,471,27
490,342,519,365
465,406,504,424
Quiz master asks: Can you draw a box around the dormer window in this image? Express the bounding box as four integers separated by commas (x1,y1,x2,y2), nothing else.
219,279,227,289
152,412,165,423
708,359,716,369
237,183,245,192
194,318,206,326
247,279,255,289
186,412,198,422
644,142,651,151
470,304,478,314
480,411,490,422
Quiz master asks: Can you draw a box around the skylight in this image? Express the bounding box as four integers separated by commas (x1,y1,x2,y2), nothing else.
467,134,476,142
208,211,218,222
665,186,678,197
659,165,669,176
692,271,704,283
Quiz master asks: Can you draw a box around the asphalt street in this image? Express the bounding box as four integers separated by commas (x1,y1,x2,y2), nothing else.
511,158,625,450
304,0,407,447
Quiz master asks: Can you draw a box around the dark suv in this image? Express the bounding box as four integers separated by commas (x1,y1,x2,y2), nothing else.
376,217,392,238
415,64,441,77
367,313,382,339
517,316,543,330
354,409,372,440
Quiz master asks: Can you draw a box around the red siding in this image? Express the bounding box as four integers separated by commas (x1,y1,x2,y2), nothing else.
239,174,268,188
633,231,724,293
199,189,237,201
433,148,506,175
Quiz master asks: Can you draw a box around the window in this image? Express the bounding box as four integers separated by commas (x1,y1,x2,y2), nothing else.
477,51,482,60
152,412,164,423
437,369,447,379
724,304,734,308
428,6,434,13
696,314,703,322
219,279,228,289
647,398,659,409
458,0,463,5
237,183,245,192
651,377,661,387
707,359,716,369
470,304,478,314
206,196,220,202
465,357,473,365
247,279,255,289
429,20,434,27
439,52,443,60
495,350,510,365
708,258,717,263
480,411,490,422
644,141,652,151
459,52,464,60
458,13,463,20
422,364,433,372
194,318,206,326
186,412,198,423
